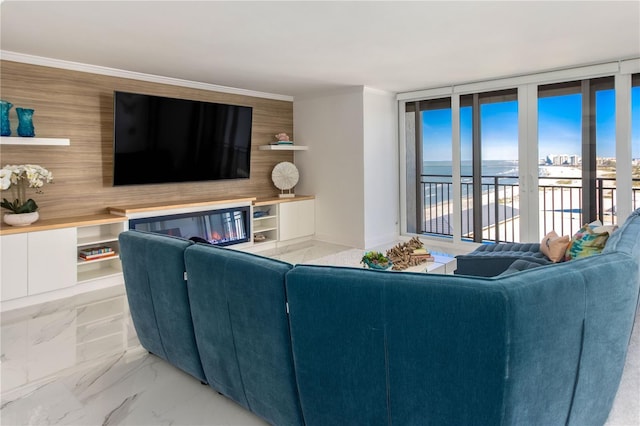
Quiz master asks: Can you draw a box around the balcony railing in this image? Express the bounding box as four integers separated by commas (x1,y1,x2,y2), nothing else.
420,174,640,243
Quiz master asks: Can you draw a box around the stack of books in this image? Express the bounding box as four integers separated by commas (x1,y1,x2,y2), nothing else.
269,141,294,146
78,246,116,261
410,247,434,262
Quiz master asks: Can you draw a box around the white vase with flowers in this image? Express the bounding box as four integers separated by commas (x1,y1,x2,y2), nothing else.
0,164,53,226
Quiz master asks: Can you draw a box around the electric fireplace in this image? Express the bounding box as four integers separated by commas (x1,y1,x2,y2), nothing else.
129,206,250,247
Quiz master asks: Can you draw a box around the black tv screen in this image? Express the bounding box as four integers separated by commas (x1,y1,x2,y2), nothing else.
113,91,252,186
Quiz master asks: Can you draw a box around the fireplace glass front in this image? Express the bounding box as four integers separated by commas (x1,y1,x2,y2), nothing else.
129,207,250,247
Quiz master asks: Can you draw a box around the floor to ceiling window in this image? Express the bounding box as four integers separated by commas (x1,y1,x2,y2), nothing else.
405,91,519,243
405,98,453,236
460,90,519,243
537,81,582,236
537,77,616,237
594,78,616,226
401,61,639,245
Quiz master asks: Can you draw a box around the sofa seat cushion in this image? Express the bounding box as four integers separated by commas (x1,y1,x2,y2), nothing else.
455,243,550,277
499,257,551,276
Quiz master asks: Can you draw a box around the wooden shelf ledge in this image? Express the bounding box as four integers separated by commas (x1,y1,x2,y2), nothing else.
0,214,126,236
108,197,257,215
254,195,315,206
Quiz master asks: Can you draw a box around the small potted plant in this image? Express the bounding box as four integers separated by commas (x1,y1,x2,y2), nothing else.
361,251,393,270
0,164,53,226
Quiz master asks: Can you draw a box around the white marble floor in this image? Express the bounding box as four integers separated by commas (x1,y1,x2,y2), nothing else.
1,350,268,426
1,240,638,425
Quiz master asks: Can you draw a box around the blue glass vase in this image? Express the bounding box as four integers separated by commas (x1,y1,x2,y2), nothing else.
0,100,12,136
16,107,35,137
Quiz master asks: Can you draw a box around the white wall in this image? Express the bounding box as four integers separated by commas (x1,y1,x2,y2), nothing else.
294,87,365,248
294,86,399,249
363,88,399,248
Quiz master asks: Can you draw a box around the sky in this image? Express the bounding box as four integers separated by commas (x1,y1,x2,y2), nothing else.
422,86,640,162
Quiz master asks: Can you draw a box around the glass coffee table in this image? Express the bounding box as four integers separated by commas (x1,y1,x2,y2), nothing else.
402,254,457,274
307,249,456,274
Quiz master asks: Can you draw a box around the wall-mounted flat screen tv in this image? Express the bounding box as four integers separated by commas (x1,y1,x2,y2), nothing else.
113,91,252,186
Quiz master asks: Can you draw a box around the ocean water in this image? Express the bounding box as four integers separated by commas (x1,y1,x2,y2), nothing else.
422,160,520,200
423,160,519,180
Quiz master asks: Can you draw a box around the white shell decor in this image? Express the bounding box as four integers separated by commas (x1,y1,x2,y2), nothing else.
271,161,299,198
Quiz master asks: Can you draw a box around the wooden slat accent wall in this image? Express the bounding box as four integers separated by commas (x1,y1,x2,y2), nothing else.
0,60,293,220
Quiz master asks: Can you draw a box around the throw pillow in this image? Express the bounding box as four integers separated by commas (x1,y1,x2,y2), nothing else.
593,224,618,235
540,230,570,263
565,222,611,261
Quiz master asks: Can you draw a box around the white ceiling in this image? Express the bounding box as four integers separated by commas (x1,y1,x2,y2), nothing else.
1,1,639,98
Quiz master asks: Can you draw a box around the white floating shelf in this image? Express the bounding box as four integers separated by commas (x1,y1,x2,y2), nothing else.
253,225,278,233
0,137,70,146
259,145,308,151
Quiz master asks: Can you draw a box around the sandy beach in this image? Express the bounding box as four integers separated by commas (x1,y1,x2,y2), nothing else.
540,165,618,182
539,165,582,179
423,165,618,242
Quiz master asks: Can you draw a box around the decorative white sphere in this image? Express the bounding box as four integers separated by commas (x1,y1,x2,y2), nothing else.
272,162,299,191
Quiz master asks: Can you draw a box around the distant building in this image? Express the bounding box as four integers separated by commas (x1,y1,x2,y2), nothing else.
569,155,580,166
544,154,582,166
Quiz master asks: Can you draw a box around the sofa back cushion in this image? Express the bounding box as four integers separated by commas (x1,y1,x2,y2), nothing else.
604,207,640,258
497,251,639,426
184,244,304,426
286,265,511,426
562,253,639,425
118,230,206,382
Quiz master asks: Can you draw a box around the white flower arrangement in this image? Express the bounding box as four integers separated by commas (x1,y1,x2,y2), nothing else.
0,164,53,214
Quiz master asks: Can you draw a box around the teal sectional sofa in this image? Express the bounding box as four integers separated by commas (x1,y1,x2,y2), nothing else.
118,208,640,426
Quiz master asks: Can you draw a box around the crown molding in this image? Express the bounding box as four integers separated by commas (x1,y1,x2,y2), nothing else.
620,58,640,75
396,57,640,101
0,50,294,102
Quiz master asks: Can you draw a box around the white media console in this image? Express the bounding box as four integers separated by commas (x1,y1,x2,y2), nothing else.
0,196,315,311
